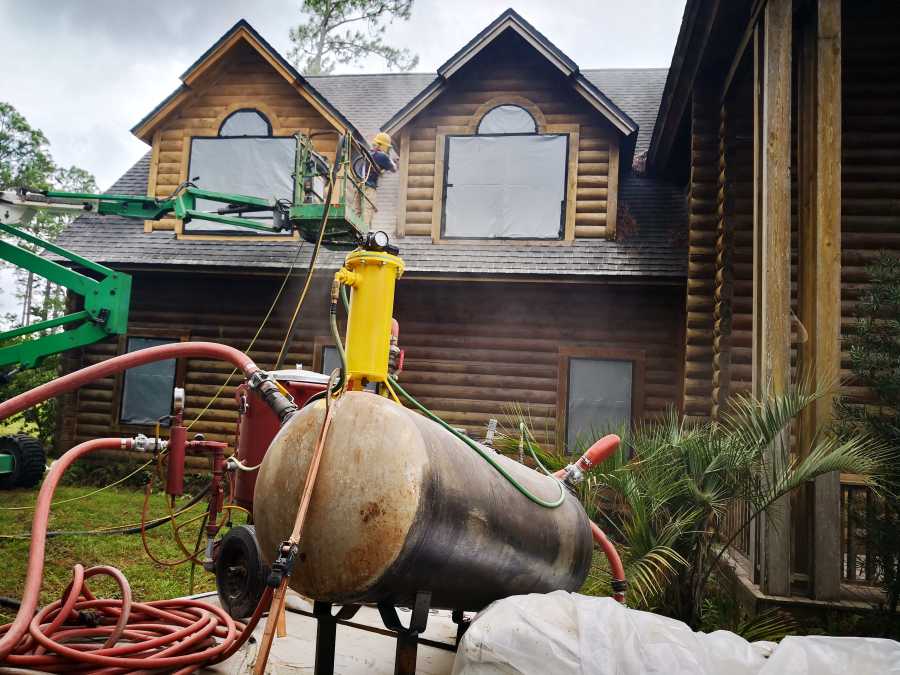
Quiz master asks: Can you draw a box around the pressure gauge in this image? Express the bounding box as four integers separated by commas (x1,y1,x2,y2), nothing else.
372,230,390,249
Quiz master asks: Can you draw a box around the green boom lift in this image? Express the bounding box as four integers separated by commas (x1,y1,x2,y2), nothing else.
0,132,375,487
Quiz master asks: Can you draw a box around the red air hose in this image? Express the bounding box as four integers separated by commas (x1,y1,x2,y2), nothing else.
553,435,627,604
0,341,259,422
0,437,269,672
591,521,627,604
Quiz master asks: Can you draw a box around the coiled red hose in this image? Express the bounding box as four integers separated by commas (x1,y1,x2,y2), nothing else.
0,437,270,673
0,341,258,423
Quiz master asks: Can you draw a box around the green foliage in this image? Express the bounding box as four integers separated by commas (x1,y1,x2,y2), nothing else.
508,387,887,629
836,253,900,614
288,0,419,75
699,592,798,642
0,103,97,448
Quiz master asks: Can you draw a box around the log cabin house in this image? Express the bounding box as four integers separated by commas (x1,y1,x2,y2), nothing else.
50,0,899,614
53,11,687,461
649,0,900,608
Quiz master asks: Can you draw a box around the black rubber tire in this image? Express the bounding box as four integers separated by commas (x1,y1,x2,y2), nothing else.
0,434,46,490
215,524,269,619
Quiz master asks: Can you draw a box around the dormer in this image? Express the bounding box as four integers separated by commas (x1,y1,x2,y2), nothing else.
132,20,361,240
382,9,638,242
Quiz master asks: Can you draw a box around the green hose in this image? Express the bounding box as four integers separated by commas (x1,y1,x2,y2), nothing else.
387,375,566,509
329,292,348,390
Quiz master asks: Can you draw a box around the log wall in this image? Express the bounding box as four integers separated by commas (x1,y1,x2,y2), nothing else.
682,89,719,420
59,272,684,455
397,31,620,240
685,0,900,415
145,41,339,235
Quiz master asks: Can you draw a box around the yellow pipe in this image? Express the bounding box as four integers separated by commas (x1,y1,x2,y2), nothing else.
336,249,404,388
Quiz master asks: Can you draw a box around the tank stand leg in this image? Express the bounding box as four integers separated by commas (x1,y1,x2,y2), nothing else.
451,608,470,645
378,591,432,675
312,601,361,675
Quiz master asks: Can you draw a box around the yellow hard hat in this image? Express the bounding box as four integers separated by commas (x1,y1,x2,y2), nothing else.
373,132,392,150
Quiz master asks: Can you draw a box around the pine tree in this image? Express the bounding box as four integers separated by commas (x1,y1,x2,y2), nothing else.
288,0,419,75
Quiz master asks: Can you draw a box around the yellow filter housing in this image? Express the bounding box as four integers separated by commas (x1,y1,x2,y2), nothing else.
341,249,404,385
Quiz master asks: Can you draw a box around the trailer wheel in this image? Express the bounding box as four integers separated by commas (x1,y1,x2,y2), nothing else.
0,434,46,490
215,524,269,619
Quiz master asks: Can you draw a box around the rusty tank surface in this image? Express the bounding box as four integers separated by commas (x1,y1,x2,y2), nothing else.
253,391,593,611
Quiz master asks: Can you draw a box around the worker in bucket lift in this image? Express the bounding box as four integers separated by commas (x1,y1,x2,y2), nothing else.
359,132,397,225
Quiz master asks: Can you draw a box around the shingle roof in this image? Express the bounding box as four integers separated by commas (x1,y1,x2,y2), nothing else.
55,25,684,281
308,68,667,156
56,153,686,279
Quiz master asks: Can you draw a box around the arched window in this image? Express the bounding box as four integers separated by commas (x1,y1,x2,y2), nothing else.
219,109,272,137
476,105,537,134
185,108,294,235
442,102,568,239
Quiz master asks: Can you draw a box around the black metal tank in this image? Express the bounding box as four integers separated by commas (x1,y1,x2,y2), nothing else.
253,391,593,611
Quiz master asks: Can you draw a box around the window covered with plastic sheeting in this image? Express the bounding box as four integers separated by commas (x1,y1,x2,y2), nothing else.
219,109,271,136
477,105,537,134
442,133,568,239
120,337,178,426
184,108,295,235
566,358,632,451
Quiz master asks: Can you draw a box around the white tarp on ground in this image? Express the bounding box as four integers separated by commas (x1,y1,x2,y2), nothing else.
452,591,900,675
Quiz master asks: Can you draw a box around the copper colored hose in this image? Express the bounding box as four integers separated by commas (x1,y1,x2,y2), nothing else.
0,341,259,422
0,436,270,672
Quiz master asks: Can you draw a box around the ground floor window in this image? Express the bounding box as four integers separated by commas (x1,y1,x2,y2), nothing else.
119,336,179,426
558,347,644,451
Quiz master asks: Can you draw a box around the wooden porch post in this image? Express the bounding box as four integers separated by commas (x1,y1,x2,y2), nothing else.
752,0,793,598
798,0,843,601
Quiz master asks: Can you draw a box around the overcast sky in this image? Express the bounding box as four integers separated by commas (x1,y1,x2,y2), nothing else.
1,0,685,318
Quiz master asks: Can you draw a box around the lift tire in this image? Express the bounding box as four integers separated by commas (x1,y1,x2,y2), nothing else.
215,524,269,619
0,434,46,490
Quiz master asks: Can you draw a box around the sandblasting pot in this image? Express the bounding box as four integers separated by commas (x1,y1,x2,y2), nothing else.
253,391,593,611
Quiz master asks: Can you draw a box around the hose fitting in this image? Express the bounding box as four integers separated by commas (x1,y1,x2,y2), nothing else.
248,370,299,424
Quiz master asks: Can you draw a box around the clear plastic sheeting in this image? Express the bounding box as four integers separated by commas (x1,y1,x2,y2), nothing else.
443,134,566,239
187,137,295,233
477,105,537,134
567,358,632,450
219,109,270,136
120,337,177,425
452,592,900,675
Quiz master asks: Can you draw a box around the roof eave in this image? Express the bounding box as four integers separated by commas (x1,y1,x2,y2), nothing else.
131,19,365,146
646,0,719,174
382,8,637,139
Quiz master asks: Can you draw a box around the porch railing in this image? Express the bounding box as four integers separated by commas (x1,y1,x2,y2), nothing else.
841,480,881,585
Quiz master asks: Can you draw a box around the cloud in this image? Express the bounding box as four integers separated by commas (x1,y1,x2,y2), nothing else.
4,0,684,189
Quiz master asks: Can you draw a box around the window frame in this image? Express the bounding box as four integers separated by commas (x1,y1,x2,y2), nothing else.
175,104,300,242
182,134,298,236
218,108,273,137
111,328,190,433
427,96,580,244
556,345,645,452
439,131,570,241
475,104,538,135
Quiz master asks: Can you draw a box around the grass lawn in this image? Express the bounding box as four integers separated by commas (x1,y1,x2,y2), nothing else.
0,484,228,623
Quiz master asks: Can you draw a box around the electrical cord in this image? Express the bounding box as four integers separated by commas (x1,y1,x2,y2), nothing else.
386,375,567,509
0,484,210,539
0,454,159,511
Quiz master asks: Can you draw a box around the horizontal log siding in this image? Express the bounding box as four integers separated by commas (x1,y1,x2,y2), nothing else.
692,4,900,416
148,42,337,231
60,273,683,455
840,6,900,405
399,32,618,238
682,89,719,419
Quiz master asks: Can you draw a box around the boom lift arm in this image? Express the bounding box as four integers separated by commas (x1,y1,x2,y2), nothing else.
0,132,376,371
